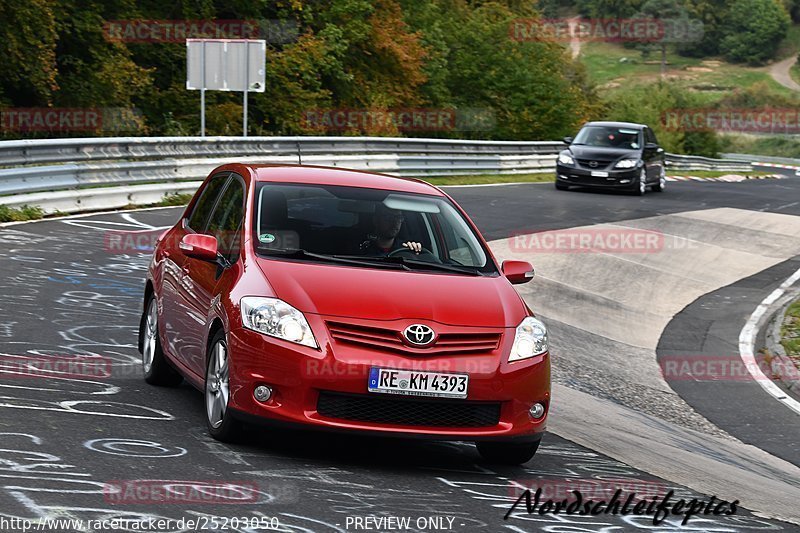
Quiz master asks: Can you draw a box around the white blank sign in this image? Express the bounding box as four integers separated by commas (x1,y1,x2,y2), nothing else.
186,39,266,92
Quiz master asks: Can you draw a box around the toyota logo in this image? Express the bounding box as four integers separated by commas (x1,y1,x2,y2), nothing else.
588,160,598,168
403,324,436,346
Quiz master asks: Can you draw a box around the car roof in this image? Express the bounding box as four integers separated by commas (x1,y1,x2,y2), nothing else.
225,164,445,196
582,121,645,130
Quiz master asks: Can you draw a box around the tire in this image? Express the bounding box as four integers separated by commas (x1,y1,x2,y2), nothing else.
555,180,569,191
205,330,244,442
139,295,183,386
652,167,666,192
634,168,647,196
477,439,541,465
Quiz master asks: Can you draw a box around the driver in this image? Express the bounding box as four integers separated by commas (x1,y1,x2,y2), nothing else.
359,204,423,255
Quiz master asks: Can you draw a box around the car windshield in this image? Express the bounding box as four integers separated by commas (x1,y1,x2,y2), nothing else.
253,182,495,275
573,126,641,150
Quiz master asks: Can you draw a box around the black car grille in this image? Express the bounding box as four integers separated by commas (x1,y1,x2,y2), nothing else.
316,391,501,427
575,158,614,169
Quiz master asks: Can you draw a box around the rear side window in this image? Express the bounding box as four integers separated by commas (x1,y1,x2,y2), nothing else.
206,177,245,262
186,173,230,231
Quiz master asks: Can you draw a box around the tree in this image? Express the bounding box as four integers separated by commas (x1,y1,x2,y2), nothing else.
634,0,690,76
719,0,790,64
0,0,58,106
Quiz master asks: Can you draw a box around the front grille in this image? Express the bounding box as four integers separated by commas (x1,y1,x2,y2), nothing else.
326,321,501,355
316,391,501,427
575,158,613,169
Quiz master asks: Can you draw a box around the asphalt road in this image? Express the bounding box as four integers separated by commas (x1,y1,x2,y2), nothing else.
0,178,798,532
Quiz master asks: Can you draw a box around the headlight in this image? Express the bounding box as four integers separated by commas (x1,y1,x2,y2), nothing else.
509,316,548,362
614,159,639,169
240,297,318,348
558,152,574,165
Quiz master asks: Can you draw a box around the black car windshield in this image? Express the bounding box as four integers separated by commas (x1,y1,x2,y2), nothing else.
573,126,641,150
252,182,496,275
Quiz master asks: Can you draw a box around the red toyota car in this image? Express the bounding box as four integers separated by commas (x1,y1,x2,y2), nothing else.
138,164,550,464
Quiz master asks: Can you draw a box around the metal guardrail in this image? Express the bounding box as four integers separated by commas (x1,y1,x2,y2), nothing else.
721,153,800,167
0,136,759,215
664,153,753,172
0,136,565,167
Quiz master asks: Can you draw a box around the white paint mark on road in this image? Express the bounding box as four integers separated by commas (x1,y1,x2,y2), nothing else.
739,266,800,416
84,438,187,458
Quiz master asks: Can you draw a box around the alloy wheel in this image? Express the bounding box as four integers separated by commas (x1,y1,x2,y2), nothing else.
205,340,230,429
142,299,158,373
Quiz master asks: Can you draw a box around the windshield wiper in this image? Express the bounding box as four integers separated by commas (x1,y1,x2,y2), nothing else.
259,248,408,270
400,257,482,275
333,255,481,275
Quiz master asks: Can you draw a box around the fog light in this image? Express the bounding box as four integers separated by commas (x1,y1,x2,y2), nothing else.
529,402,545,419
254,385,272,403
620,179,631,184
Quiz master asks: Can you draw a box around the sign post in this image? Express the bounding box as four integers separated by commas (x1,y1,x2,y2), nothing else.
186,39,266,137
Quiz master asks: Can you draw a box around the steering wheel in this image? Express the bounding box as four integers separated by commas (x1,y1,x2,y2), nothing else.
388,246,438,262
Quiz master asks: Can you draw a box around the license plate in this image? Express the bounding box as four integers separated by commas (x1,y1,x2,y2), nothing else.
591,171,609,177
368,367,468,399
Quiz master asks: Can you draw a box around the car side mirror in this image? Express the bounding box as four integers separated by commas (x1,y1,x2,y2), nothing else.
645,142,659,150
179,234,218,262
502,260,535,284
563,136,573,145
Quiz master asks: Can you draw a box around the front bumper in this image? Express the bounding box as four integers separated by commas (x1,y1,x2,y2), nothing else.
556,163,640,188
225,315,550,442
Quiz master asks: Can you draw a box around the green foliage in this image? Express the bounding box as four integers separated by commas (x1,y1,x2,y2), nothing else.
403,1,601,139
0,0,58,104
604,81,720,156
0,204,45,223
0,0,603,141
719,0,791,64
157,193,193,207
718,133,800,158
575,0,644,17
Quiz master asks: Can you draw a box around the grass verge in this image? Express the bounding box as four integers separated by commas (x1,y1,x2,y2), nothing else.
781,299,800,369
0,204,45,223
666,170,775,178
580,42,796,101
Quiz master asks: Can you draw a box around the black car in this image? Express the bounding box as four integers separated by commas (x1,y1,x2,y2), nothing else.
555,121,666,195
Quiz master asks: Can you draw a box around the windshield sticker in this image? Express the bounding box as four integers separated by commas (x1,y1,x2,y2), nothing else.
259,233,276,244
618,129,639,134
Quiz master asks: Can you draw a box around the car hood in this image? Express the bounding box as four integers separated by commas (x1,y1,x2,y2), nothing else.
254,258,525,327
567,145,640,160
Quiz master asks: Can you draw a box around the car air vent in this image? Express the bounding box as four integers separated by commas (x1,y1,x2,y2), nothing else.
316,391,502,427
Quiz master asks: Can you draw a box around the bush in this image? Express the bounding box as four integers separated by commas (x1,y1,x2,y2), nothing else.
603,81,721,156
719,0,791,65
683,130,720,158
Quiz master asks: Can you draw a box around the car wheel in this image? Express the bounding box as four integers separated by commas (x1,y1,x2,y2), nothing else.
140,296,183,386
634,168,647,196
652,167,666,192
205,330,244,442
476,439,541,465
555,180,569,191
